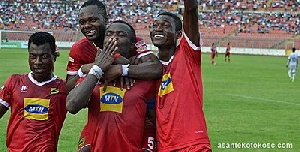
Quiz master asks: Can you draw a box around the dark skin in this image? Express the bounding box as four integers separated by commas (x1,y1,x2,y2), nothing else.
66,5,162,93
66,5,106,93
0,43,56,119
150,0,199,61
67,38,118,114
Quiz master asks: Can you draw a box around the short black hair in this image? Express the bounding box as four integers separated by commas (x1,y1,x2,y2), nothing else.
158,12,182,32
111,20,136,43
82,0,107,19
28,32,56,55
292,47,296,52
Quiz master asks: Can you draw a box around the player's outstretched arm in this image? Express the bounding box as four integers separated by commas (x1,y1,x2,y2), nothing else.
67,39,117,114
0,104,8,119
183,0,199,46
127,53,162,80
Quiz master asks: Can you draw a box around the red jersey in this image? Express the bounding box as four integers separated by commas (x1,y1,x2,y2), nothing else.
142,117,157,152
156,33,210,151
0,73,67,152
83,80,156,152
67,37,153,76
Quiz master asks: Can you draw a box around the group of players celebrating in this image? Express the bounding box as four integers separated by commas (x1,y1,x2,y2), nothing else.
0,0,212,152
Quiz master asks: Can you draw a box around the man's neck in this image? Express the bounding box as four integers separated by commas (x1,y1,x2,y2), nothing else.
93,40,103,49
158,47,176,62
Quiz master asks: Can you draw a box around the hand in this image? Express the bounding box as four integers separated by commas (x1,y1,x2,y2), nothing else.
81,63,94,74
94,38,118,71
129,56,141,65
114,56,130,65
120,77,135,91
103,65,122,83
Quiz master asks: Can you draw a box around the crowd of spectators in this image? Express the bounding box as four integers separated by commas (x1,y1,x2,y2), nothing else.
0,0,299,41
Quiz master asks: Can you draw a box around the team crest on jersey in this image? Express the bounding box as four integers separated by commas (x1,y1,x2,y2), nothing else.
24,98,50,120
50,88,59,95
78,137,86,147
99,86,126,113
158,73,174,97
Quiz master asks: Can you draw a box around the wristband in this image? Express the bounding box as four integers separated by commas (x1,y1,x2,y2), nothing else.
88,65,103,79
114,53,121,60
121,64,129,76
77,66,86,77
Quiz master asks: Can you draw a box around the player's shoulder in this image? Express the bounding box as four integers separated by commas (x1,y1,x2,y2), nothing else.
9,73,27,81
71,38,92,49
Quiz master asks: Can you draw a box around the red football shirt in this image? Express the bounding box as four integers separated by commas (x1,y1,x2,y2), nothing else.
0,73,67,152
156,33,210,151
83,80,156,151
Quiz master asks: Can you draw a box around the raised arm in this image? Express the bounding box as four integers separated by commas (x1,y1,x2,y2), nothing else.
67,39,117,114
128,53,162,80
183,0,199,46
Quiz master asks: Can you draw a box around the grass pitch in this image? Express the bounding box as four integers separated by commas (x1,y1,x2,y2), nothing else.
0,48,299,152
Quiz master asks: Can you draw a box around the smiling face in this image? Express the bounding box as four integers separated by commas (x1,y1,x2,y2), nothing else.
104,22,135,59
28,43,55,82
150,15,178,48
79,5,106,45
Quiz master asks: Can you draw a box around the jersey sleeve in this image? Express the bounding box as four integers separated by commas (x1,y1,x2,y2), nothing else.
0,76,15,108
135,36,153,59
180,32,202,65
67,45,82,76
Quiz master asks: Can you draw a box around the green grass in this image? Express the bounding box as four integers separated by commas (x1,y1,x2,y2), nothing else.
0,48,299,152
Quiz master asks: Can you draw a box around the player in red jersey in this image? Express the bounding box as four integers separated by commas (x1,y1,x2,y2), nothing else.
225,42,231,62
211,43,218,65
66,0,161,93
0,32,66,152
150,0,212,151
67,20,157,151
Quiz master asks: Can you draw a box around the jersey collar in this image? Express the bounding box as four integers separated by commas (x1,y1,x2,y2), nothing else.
160,56,174,65
28,71,57,86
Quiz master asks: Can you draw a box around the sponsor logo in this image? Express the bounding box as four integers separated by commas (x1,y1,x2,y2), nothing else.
24,104,49,114
99,86,126,113
24,98,50,120
158,73,174,97
101,93,122,104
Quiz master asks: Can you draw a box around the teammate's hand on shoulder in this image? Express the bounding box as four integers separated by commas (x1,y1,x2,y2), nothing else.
104,65,122,83
114,56,130,65
81,63,94,74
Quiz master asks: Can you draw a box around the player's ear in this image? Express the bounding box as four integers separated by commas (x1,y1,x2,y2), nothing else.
175,30,182,39
130,42,135,51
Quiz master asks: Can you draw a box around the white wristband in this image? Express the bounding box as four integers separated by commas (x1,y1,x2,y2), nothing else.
122,64,129,76
88,65,103,79
77,66,86,77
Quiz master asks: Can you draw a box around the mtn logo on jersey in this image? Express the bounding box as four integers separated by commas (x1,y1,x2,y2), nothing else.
99,86,126,113
24,98,50,120
158,73,174,97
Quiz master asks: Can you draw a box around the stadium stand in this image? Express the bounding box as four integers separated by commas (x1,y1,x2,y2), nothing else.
0,0,299,49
